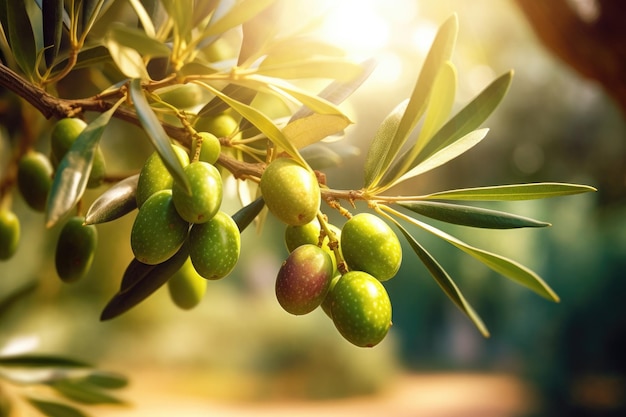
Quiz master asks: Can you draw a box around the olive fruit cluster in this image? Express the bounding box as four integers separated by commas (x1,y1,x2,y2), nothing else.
275,213,401,348
130,141,240,290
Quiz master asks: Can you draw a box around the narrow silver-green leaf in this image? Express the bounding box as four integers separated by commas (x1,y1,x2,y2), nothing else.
46,101,121,228
364,14,458,189
129,79,190,194
416,70,513,163
421,183,598,201
42,0,63,67
399,200,550,229
384,128,489,188
84,174,139,225
401,214,559,301
363,100,408,186
51,379,125,405
390,219,489,337
197,81,305,164
27,398,88,417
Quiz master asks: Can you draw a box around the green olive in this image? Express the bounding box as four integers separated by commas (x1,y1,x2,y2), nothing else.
260,158,320,226
17,151,53,212
192,132,221,165
275,244,334,315
188,211,240,280
55,216,97,282
340,213,402,281
0,210,20,260
172,161,222,224
131,190,189,265
136,145,190,208
167,257,207,310
330,271,392,347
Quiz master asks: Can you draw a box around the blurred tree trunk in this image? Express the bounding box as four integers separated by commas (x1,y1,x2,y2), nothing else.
514,0,626,116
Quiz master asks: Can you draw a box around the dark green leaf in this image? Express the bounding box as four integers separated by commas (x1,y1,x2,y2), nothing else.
45,102,121,228
232,197,265,232
0,354,90,368
82,371,128,389
421,183,598,201
51,379,125,405
399,200,550,229
27,398,88,417
42,0,63,67
391,220,489,337
81,0,106,36
364,14,458,189
4,0,37,78
84,174,139,225
106,23,170,57
100,244,189,320
401,214,560,301
129,79,191,194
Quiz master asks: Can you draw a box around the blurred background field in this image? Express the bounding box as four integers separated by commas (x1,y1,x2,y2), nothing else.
1,0,624,416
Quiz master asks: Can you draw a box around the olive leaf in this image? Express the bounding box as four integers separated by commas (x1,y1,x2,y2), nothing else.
127,0,156,37
420,182,598,201
84,174,139,225
42,0,63,67
0,354,90,368
289,58,377,122
385,128,490,186
389,219,489,337
398,200,551,229
27,398,88,417
81,370,128,389
100,244,189,321
104,36,150,79
45,100,122,228
3,0,37,79
105,24,170,57
232,197,265,232
364,14,458,189
81,0,108,37
196,81,306,165
129,79,191,194
399,213,560,301
50,379,125,405
255,58,365,82
380,70,513,190
283,114,350,149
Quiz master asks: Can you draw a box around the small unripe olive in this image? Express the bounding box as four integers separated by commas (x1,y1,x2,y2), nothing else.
330,271,392,347
136,145,190,207
192,132,221,165
340,213,402,281
155,83,205,109
194,113,239,139
284,219,340,272
17,151,53,212
0,210,20,260
260,158,320,226
188,211,240,280
275,244,334,315
55,216,97,282
172,161,222,224
167,257,207,310
131,190,189,265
